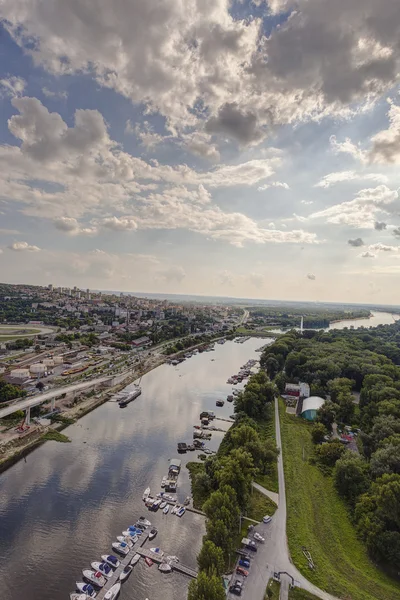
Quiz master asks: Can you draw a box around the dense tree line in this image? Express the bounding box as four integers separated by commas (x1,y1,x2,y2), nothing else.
0,378,26,404
261,324,400,572
188,372,277,600
248,307,371,329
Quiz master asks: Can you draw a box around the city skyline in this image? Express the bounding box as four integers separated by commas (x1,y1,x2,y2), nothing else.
1,1,400,303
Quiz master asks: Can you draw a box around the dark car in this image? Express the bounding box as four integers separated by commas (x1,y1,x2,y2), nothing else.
238,559,250,568
245,543,257,553
229,584,242,596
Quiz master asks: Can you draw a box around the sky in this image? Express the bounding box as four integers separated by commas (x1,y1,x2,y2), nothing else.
0,0,400,304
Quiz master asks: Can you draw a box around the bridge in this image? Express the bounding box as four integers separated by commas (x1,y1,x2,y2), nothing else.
0,376,112,424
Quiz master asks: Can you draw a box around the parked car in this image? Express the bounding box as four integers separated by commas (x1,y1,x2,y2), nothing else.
229,585,242,596
238,559,250,569
236,567,249,577
263,515,272,524
253,532,265,543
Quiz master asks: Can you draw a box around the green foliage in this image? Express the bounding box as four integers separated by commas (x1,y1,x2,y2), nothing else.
187,462,212,509
0,377,26,404
188,571,226,600
315,440,346,467
234,371,276,420
311,422,327,444
316,401,337,432
334,451,370,504
197,540,225,577
41,430,71,443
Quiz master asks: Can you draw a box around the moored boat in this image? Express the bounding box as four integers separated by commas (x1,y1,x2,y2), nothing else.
177,507,186,517
150,547,164,557
111,542,129,556
122,530,138,541
163,505,169,514
119,565,133,583
116,535,134,547
70,594,91,600
104,582,121,600
159,501,167,509
101,555,120,569
145,557,153,567
76,582,97,597
137,516,151,526
158,563,172,573
82,570,106,588
143,487,151,499
90,562,113,578
149,527,158,540
130,553,141,566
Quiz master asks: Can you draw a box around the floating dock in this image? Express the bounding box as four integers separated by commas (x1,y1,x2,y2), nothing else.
96,532,149,599
136,548,198,578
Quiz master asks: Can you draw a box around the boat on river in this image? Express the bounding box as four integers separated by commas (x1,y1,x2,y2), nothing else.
143,487,151,499
76,582,97,597
149,527,158,540
82,570,106,588
160,501,167,509
71,594,91,600
130,553,141,566
159,563,172,573
177,507,186,517
118,384,141,408
150,547,164,557
122,530,138,541
101,555,120,569
116,535,134,547
104,582,121,600
111,542,129,556
119,564,133,582
163,504,169,514
137,516,151,526
90,562,113,578
145,557,153,567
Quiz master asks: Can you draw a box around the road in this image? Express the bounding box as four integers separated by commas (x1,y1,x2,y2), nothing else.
0,376,112,419
232,399,340,600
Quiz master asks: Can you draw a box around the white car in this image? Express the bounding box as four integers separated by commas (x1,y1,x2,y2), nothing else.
253,532,265,543
263,515,272,524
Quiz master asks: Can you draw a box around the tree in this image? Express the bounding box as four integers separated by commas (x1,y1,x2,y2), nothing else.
34,344,41,353
370,443,400,478
327,377,354,403
311,422,327,444
316,401,337,432
206,518,234,561
188,570,226,600
336,391,355,424
197,540,225,576
265,356,280,379
315,440,346,467
36,381,45,392
334,452,370,504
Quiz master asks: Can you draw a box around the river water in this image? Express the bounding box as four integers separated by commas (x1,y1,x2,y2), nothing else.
268,311,398,334
0,337,266,600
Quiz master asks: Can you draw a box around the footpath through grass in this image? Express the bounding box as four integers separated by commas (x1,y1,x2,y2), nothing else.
279,399,400,600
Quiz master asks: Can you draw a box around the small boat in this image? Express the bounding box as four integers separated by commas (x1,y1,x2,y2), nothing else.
145,557,153,567
122,531,138,541
101,555,120,569
76,582,97,597
70,594,91,600
145,497,155,507
127,525,142,535
111,542,129,556
216,400,224,407
171,505,178,515
82,570,106,588
177,507,186,517
165,555,179,563
161,477,167,488
90,562,113,578
137,516,151,526
149,527,157,540
104,583,121,600
134,522,147,530
163,505,169,514
183,496,191,505
119,565,133,582
143,487,151,499
130,553,141,566
116,536,133,547
159,563,172,573
152,499,162,511
159,501,167,509
150,547,164,557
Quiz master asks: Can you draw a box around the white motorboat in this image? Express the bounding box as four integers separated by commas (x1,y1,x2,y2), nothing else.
111,542,129,556
177,507,186,517
116,535,134,547
148,528,157,540
82,570,106,588
137,516,151,527
119,564,133,582
159,501,167,509
158,563,172,573
71,594,91,600
150,547,164,558
101,555,120,569
90,562,113,578
122,531,138,542
143,487,151,499
130,553,141,566
171,505,178,515
104,582,121,600
75,582,97,597
165,555,179,563
163,505,169,514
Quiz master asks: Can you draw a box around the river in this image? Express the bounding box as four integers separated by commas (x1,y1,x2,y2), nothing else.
267,311,398,334
0,337,266,600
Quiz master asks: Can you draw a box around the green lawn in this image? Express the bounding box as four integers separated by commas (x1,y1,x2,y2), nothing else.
265,579,280,600
255,407,279,493
288,589,320,600
248,487,276,521
279,400,400,600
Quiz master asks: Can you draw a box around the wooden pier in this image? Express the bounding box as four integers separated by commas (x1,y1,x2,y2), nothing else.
214,417,235,423
96,532,148,600
136,548,198,578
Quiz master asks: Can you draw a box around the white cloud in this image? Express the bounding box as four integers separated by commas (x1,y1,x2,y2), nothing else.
157,265,186,283
360,251,376,258
306,273,316,280
181,132,220,162
315,170,387,188
329,136,367,163
128,120,165,150
8,241,40,252
0,76,26,98
310,185,398,228
368,243,399,253
301,200,313,205
258,181,290,191
100,216,138,231
369,100,400,164
42,87,68,100
53,217,97,236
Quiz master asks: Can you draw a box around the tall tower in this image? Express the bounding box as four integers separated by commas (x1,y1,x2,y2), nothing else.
300,316,304,333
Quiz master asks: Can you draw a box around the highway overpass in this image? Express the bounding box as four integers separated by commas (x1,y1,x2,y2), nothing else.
0,376,112,424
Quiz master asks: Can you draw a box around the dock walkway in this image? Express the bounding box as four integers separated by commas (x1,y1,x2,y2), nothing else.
96,533,148,600
136,548,198,578
214,417,235,423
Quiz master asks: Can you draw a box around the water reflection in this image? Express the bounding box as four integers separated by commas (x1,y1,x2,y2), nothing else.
0,338,267,600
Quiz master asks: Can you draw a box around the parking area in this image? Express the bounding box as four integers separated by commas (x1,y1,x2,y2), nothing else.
227,518,273,599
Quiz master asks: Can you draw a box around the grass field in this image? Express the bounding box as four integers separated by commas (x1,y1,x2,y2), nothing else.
0,325,41,340
265,579,280,599
255,406,279,493
279,400,400,600
288,589,320,600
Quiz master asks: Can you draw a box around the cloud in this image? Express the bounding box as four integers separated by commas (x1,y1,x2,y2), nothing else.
374,221,387,230
205,102,266,146
329,136,367,163
181,132,220,162
53,217,97,235
348,238,364,247
315,170,387,188
8,241,40,252
306,273,316,280
301,200,313,205
360,251,376,258
369,243,399,253
0,76,26,98
128,120,165,150
310,185,398,229
157,265,186,283
258,181,289,191
42,87,68,100
393,227,400,238
0,228,21,235
101,216,138,231
369,101,400,164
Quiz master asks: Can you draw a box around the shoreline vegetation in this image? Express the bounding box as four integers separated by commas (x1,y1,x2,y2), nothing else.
262,326,400,600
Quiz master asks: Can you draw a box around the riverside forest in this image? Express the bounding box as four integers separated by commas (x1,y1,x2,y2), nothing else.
260,321,400,598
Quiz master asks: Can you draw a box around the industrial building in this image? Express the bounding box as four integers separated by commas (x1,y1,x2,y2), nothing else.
300,396,325,421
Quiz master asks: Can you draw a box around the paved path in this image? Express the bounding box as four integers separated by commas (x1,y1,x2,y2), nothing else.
252,482,279,505
235,398,340,600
